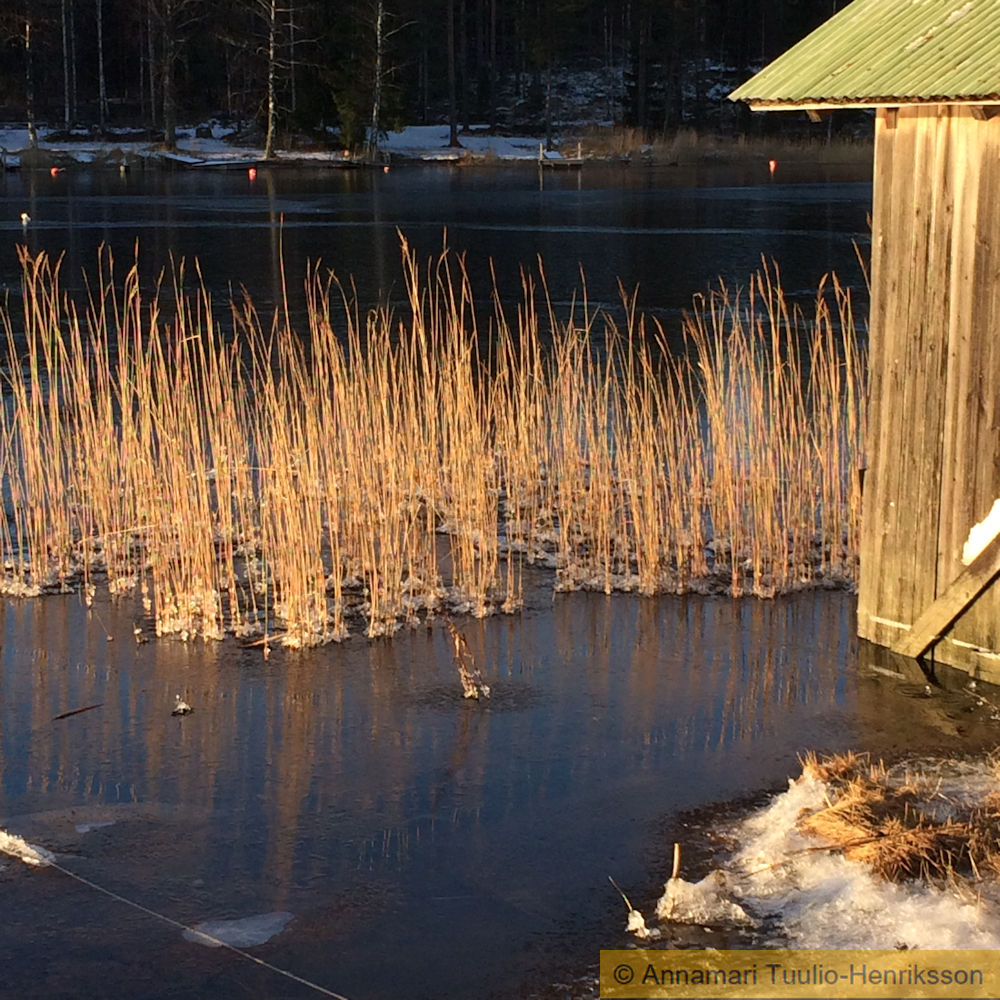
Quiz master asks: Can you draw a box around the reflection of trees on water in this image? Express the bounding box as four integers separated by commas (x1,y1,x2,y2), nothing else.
0,590,856,901
552,591,856,759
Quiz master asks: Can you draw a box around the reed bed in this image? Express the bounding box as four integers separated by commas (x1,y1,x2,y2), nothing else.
0,239,866,646
572,124,874,165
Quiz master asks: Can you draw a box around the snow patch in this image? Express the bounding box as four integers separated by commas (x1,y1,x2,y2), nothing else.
75,820,116,834
962,497,1000,565
0,828,56,867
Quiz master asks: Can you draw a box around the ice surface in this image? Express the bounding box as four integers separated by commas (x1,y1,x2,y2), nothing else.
183,911,294,948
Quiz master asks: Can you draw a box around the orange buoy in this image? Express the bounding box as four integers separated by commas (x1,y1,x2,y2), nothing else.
248,167,257,181
383,164,390,173
768,158,778,176
50,166,60,177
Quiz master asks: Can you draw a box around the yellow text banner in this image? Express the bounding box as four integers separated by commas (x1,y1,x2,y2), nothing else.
600,950,998,999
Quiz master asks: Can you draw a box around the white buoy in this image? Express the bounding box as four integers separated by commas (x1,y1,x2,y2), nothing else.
20,212,30,226
172,694,193,716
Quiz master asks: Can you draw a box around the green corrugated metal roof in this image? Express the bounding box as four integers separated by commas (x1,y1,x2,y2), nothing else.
730,0,1000,108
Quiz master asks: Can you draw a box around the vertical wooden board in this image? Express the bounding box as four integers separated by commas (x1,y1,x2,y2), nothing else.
946,113,1000,665
859,108,925,645
857,109,894,640
858,109,909,644
866,108,954,642
904,108,953,617
936,109,981,591
967,117,1000,658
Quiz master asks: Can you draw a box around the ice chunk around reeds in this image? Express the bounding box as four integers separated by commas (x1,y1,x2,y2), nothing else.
655,871,751,925
626,907,660,939
0,829,56,867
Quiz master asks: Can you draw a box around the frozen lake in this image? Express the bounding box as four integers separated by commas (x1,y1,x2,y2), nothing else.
2,160,872,331
6,161,992,999
6,582,997,1000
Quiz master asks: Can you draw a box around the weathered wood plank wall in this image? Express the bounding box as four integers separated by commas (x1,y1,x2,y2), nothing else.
858,105,1000,681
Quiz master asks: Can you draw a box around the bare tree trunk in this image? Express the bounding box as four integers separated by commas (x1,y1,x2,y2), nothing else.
544,61,552,150
147,3,156,126
458,0,467,129
419,19,428,123
367,0,384,159
70,0,78,122
138,9,145,118
162,0,177,147
447,0,458,145
635,6,649,131
97,0,108,129
24,17,37,148
61,0,71,128
288,0,296,114
264,0,277,158
225,45,232,118
489,0,497,129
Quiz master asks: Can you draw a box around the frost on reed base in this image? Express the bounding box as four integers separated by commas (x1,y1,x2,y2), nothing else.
0,242,866,646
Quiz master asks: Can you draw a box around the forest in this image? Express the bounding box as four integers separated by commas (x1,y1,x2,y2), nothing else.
0,1,848,152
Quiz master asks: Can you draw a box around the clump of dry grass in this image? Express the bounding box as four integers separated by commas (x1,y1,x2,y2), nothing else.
797,751,1000,883
0,238,865,646
573,124,873,165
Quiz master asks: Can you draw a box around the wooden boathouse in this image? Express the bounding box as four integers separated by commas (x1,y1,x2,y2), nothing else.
730,0,1000,681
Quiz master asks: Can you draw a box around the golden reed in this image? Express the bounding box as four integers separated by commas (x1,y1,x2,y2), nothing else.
0,239,865,646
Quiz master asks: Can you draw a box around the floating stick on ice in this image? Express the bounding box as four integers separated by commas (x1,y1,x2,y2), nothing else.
0,829,56,867
52,702,104,722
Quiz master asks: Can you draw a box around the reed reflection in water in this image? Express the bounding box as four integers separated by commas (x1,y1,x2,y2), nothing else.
0,584,861,999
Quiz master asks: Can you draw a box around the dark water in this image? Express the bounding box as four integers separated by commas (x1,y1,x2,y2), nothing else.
2,161,872,334
1,161,966,1000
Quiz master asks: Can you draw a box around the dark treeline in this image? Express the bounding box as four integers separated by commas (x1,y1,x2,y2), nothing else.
0,0,846,151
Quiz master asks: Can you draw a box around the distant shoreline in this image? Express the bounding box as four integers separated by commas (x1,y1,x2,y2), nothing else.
1,122,874,173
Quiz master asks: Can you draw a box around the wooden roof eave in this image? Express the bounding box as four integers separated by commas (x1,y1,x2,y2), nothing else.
737,97,1000,112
